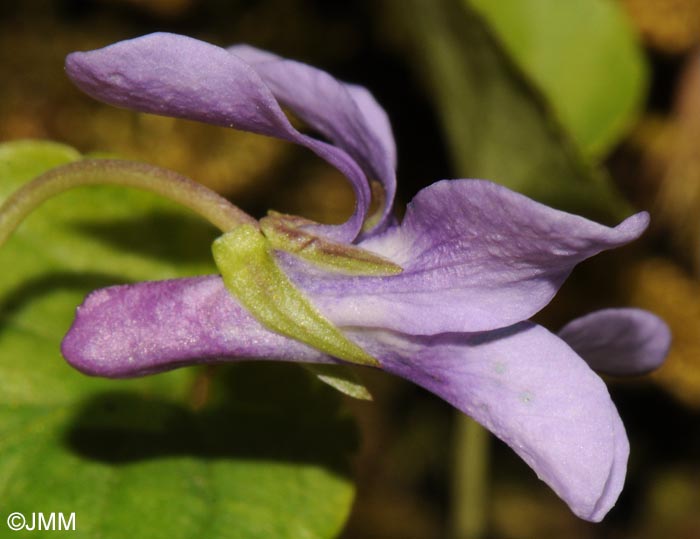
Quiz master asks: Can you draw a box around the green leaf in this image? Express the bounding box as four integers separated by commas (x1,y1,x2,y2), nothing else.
468,0,647,159
0,140,356,538
386,0,632,222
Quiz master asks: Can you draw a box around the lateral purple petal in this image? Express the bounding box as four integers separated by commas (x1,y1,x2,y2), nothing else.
559,308,671,376
282,180,649,334
376,323,627,521
229,44,397,234
65,32,369,242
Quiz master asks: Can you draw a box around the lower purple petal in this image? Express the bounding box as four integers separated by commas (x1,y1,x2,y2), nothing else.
589,410,628,522
371,323,625,521
62,277,626,520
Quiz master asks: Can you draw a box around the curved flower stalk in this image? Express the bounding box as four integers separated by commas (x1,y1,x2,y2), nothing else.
0,33,670,522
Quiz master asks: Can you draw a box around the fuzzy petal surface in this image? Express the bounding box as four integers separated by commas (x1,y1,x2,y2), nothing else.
282,180,649,333
559,308,671,375
65,32,370,242
61,276,328,378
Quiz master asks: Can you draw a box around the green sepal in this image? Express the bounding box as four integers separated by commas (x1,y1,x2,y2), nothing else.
304,364,373,401
212,225,380,367
260,211,403,276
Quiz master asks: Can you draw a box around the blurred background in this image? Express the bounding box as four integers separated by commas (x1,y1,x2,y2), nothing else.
2,0,700,537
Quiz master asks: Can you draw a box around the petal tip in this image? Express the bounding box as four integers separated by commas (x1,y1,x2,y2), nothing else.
616,211,650,241
60,284,147,378
60,290,113,377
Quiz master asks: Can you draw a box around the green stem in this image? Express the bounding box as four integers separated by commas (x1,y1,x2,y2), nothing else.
0,159,256,247
450,415,490,539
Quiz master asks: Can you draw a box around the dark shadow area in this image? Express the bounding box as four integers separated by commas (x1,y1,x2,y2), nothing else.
615,382,700,465
461,322,532,346
0,271,126,324
65,363,358,478
592,384,700,532
69,210,218,267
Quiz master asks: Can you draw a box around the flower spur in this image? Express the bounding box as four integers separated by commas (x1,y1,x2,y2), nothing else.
0,33,671,522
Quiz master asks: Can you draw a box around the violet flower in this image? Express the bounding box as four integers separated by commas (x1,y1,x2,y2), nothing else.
3,33,670,521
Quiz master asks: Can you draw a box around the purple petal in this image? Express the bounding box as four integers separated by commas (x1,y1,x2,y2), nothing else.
558,308,671,376
589,410,628,522
228,44,397,170
229,45,397,234
375,323,627,522
62,281,626,520
282,179,649,334
61,276,329,377
65,32,370,243
344,83,398,173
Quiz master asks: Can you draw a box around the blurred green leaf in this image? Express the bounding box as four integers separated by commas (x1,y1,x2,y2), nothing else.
0,140,355,538
468,0,647,159
386,0,632,222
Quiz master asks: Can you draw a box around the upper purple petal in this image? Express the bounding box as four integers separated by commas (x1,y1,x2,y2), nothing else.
229,44,397,235
61,279,626,521
281,180,649,334
558,308,671,376
65,32,371,243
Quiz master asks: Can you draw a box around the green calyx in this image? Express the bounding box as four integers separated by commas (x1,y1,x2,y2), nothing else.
212,225,381,368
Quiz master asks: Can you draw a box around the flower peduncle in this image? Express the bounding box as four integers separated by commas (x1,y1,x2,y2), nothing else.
0,158,257,248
